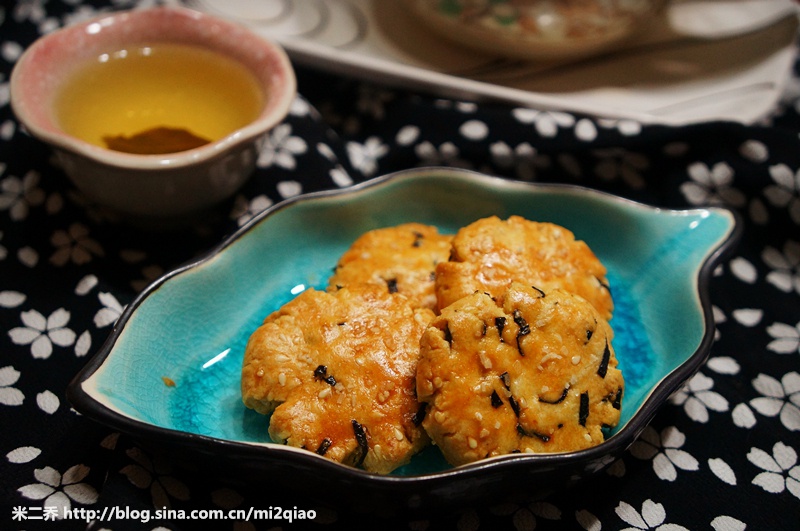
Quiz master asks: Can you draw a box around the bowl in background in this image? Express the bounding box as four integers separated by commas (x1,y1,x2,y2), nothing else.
10,6,296,224
66,167,740,514
405,0,669,61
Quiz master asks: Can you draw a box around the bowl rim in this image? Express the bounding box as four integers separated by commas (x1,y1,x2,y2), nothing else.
66,167,742,486
9,6,297,171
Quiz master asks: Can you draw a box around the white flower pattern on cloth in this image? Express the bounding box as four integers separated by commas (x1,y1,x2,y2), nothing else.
490,141,551,181
120,447,190,509
231,193,274,227
747,442,800,499
36,390,59,414
728,256,758,284
414,140,470,168
0,170,45,221
593,148,648,189
17,464,99,515
512,108,576,138
276,180,302,200
487,500,561,531
598,118,643,137
681,162,746,207
615,500,689,531
7,446,42,464
765,163,800,224
459,119,489,141
356,83,394,120
669,372,730,423
0,365,24,406
731,308,763,327
258,123,308,170
347,136,389,176
629,426,699,481
748,372,800,431
762,240,800,294
576,508,601,531
93,292,124,329
329,166,353,188
711,515,747,531
708,457,738,486
8,308,76,359
706,356,741,376
49,223,104,266
767,321,800,356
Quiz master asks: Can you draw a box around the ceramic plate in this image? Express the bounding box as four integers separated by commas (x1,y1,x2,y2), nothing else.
67,168,740,512
184,0,798,125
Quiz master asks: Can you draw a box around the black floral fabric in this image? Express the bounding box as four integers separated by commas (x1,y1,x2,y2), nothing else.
1,1,799,530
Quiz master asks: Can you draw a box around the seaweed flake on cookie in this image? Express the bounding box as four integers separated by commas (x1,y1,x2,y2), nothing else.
416,282,623,466
435,215,613,320
327,223,453,311
241,283,433,474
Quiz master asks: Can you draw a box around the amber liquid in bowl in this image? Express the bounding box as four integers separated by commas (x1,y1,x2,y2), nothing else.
55,43,264,155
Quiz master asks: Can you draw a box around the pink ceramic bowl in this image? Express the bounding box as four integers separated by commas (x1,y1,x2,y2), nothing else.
10,6,296,224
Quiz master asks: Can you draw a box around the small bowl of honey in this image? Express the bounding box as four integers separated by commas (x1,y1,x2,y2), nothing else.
10,6,296,224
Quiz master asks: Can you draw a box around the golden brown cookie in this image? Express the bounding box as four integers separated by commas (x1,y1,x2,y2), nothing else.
327,223,452,311
416,282,623,466
242,284,433,474
435,215,613,320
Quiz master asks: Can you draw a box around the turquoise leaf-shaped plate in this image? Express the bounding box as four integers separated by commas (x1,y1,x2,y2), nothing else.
68,168,740,512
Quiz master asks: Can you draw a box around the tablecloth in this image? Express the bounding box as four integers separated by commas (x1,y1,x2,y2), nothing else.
1,0,799,529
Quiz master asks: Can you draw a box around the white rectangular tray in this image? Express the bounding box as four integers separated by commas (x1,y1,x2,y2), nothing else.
188,0,799,125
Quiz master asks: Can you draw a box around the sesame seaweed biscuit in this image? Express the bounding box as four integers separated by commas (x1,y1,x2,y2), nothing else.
416,283,623,466
241,284,434,474
435,215,614,320
327,223,453,311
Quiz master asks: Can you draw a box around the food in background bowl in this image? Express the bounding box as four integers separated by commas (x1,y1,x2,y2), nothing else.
406,0,667,60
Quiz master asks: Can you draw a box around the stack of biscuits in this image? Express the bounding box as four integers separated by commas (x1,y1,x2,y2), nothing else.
241,216,624,473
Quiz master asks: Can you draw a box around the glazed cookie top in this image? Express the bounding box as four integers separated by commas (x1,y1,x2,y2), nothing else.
328,223,453,311
417,283,623,466
435,215,613,320
242,284,433,474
